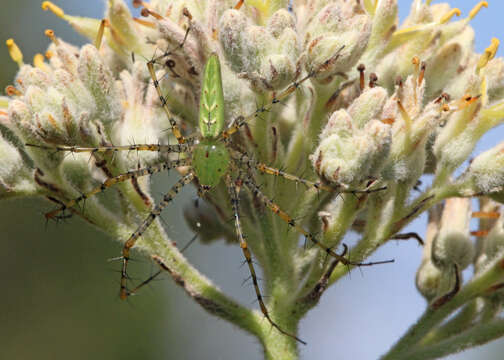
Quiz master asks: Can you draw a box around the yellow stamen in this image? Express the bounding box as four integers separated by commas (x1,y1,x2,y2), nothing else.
44,29,59,45
47,114,60,129
397,100,412,129
471,230,489,237
95,19,106,50
5,85,22,97
5,38,23,67
458,94,481,110
418,61,426,86
440,8,461,24
132,0,151,9
469,1,488,20
33,53,50,71
141,7,164,20
45,50,54,59
480,76,488,106
412,56,420,68
477,38,500,71
380,118,395,125
41,1,65,18
133,18,156,28
472,211,500,219
234,0,244,10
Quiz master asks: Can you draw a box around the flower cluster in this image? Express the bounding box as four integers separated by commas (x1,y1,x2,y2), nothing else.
2,1,504,359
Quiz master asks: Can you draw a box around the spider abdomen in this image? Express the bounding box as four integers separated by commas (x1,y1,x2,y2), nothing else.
192,140,230,188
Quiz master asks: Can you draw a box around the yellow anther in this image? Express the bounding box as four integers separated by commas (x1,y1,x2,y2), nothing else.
141,7,164,20
45,50,54,59
234,0,244,10
5,85,22,97
440,8,461,24
469,1,488,20
132,0,151,9
457,94,480,110
44,29,59,45
41,1,65,18
33,53,49,71
477,38,500,71
5,38,23,67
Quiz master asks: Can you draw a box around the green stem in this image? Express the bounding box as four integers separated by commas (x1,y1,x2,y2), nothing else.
420,300,477,346
135,219,269,338
262,321,299,360
402,319,504,360
381,257,504,360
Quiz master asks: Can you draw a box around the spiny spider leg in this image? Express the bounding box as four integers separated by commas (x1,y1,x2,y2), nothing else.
242,176,394,267
232,150,387,195
149,26,191,65
147,62,187,144
25,143,192,154
146,26,192,145
120,172,195,299
220,46,345,140
45,158,191,220
128,270,163,296
225,174,307,345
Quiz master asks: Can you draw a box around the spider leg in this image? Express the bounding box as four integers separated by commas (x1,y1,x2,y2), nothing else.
120,172,195,299
242,175,393,267
219,47,345,140
232,149,387,195
45,158,191,220
225,174,306,345
26,143,192,154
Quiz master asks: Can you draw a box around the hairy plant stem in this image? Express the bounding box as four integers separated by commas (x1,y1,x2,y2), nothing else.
381,257,504,360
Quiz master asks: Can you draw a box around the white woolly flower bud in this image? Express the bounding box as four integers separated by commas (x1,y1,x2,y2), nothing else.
416,259,443,301
432,198,474,270
348,87,388,128
312,110,391,186
0,118,36,197
484,213,504,260
304,3,371,79
219,9,297,90
461,142,504,195
267,8,295,38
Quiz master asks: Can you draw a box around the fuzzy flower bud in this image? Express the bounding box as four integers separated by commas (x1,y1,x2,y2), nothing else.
219,9,297,90
459,142,504,196
3,1,504,357
0,114,35,197
432,198,474,270
483,212,504,261
304,3,371,79
416,259,443,301
312,109,391,186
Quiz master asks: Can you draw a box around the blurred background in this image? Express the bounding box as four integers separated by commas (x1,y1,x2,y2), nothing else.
1,1,503,359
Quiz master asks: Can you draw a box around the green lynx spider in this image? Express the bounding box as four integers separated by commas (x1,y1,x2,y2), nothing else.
29,41,393,344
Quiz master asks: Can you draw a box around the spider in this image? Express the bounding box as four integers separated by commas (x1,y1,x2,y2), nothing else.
27,27,392,345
